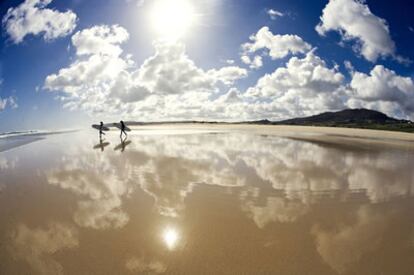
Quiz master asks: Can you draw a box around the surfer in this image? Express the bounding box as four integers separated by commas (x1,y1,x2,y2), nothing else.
99,122,106,138
120,120,127,138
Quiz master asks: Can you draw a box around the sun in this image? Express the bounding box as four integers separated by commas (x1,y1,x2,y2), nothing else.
150,0,196,40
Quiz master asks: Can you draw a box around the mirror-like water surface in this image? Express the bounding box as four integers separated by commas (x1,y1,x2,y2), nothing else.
1,127,414,274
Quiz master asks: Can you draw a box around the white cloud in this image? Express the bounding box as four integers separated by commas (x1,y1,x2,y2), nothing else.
126,0,146,7
241,55,263,69
267,9,284,20
316,0,397,62
0,98,6,111
208,66,248,85
347,65,414,119
245,50,346,119
45,25,248,119
43,23,413,122
242,26,312,60
71,25,129,57
2,0,77,44
0,96,18,111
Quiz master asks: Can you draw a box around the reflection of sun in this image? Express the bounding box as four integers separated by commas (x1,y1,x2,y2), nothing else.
150,0,196,40
162,227,179,250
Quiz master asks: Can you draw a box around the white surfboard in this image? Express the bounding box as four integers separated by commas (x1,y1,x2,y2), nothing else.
113,123,131,132
92,124,110,131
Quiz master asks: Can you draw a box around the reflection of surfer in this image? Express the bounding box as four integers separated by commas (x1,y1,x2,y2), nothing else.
93,137,110,152
115,136,131,152
99,121,106,138
120,120,127,138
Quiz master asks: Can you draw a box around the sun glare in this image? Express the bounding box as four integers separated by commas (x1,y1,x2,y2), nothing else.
162,227,179,250
150,0,196,40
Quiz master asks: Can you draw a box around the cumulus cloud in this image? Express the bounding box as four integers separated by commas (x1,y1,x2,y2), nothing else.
242,26,312,60
241,55,263,69
245,50,346,118
316,0,399,62
2,0,77,44
0,98,7,111
43,23,413,121
346,65,414,119
45,25,247,119
0,96,18,111
266,9,284,20
71,25,129,56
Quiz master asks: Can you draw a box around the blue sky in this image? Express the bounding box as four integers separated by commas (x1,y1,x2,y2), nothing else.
0,0,413,131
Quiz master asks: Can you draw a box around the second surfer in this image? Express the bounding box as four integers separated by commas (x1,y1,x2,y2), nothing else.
120,120,127,139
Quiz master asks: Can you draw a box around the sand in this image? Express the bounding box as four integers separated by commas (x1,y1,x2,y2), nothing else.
128,124,414,149
1,126,414,274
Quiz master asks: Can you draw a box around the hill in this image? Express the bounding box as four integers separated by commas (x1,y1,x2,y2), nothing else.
270,108,414,133
278,109,403,124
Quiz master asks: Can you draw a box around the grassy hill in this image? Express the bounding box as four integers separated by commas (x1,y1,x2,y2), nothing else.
269,109,414,133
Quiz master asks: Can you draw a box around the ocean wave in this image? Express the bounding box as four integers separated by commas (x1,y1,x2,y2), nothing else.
0,129,77,139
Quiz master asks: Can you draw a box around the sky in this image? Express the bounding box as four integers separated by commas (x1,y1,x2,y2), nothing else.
0,0,413,131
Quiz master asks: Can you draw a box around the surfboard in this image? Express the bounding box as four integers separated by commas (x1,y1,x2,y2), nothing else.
112,123,131,132
92,124,110,131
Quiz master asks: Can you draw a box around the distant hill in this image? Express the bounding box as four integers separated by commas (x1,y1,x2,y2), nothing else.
261,108,414,133
237,109,413,133
276,108,407,125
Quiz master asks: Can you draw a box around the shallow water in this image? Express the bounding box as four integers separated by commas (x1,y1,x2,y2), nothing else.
1,127,414,274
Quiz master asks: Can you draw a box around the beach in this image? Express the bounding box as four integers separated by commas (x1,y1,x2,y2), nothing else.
1,125,414,274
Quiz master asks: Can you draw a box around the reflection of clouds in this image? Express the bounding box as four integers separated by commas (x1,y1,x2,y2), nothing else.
47,131,414,225
47,152,134,229
242,197,308,228
134,133,414,220
135,155,245,217
348,167,414,202
0,155,17,170
9,223,78,275
0,155,19,192
125,257,166,274
311,205,391,274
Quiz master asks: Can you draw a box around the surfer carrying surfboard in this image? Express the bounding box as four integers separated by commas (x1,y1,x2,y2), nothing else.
99,122,105,138
120,120,128,138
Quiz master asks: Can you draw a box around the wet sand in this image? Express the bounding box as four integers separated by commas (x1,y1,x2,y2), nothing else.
1,125,414,274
